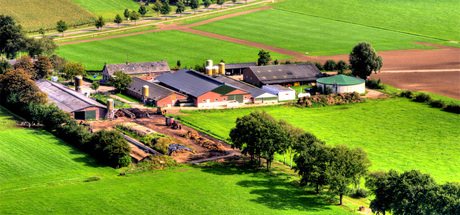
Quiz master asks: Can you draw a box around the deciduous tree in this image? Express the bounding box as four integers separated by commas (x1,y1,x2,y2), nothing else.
349,42,383,79
110,71,133,92
203,0,212,11
176,0,186,17
152,0,163,16
114,14,123,28
95,16,105,30
191,0,200,14
14,55,34,76
138,5,148,17
56,20,68,37
0,68,48,106
124,9,130,20
217,0,225,9
33,54,53,80
160,0,172,19
86,129,131,168
0,59,12,74
91,81,100,93
130,10,141,25
257,49,271,66
0,15,27,59
62,61,86,80
323,59,336,71
336,60,348,73
50,55,67,73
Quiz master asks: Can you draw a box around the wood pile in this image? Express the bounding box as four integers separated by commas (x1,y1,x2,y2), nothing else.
126,108,150,118
184,131,225,152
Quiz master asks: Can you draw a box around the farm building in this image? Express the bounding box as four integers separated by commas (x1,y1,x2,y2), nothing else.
243,63,324,87
217,62,257,75
125,77,188,107
215,76,278,104
35,80,107,120
316,74,365,94
262,85,296,101
156,69,251,108
102,61,171,82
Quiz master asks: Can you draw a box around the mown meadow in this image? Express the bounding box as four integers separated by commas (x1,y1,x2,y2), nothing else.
57,30,293,71
192,8,444,56
0,106,351,214
0,0,96,32
176,98,460,183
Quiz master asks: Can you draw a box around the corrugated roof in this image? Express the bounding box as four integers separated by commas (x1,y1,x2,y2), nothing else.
35,80,106,112
155,69,224,97
215,76,275,98
317,74,365,85
215,62,257,70
127,77,186,101
104,61,170,76
247,63,324,84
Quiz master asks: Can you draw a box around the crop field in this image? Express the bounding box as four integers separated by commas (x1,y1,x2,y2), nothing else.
0,0,96,32
192,8,444,56
69,0,149,21
176,99,460,183
57,30,293,71
0,106,117,192
274,0,460,42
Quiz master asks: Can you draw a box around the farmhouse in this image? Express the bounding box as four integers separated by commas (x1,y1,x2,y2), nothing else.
316,74,365,94
243,63,324,87
125,77,188,107
262,85,296,101
102,61,170,82
35,80,107,120
156,69,251,108
215,76,278,104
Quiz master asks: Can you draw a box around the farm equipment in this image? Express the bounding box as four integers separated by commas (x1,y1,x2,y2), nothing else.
156,107,163,115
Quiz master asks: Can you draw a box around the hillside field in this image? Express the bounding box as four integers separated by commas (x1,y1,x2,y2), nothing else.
0,0,96,32
0,106,351,214
274,0,460,42
69,0,150,21
192,8,444,56
57,30,293,71
175,99,460,183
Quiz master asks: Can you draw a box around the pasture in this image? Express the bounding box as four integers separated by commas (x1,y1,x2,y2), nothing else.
192,8,444,56
57,30,293,71
274,0,460,42
176,99,460,183
0,0,96,32
69,0,149,21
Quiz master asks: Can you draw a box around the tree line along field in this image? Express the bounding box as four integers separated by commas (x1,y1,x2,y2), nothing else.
176,99,460,183
0,0,96,32
69,0,150,21
57,30,293,71
191,8,446,56
0,106,351,214
274,0,460,42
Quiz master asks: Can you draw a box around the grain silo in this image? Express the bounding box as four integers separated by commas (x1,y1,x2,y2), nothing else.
142,85,149,103
205,66,213,75
75,75,83,92
218,62,225,75
206,60,213,67
212,66,219,75
107,99,114,119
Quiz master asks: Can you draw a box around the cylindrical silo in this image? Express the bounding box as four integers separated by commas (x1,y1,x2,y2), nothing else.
213,66,219,75
219,62,225,75
142,85,149,98
107,99,114,111
206,60,213,67
205,66,213,75
75,76,83,92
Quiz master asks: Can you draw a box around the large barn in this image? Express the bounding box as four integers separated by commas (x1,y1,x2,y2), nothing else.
35,80,107,120
156,69,251,108
217,62,257,75
243,63,324,87
102,61,171,82
215,76,278,104
125,77,188,107
316,74,365,94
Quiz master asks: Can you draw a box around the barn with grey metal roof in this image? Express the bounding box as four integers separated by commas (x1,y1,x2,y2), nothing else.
243,63,324,87
215,76,278,103
125,77,188,107
102,61,170,81
214,62,257,75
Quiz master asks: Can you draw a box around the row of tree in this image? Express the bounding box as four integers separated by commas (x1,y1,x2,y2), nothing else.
229,110,371,205
0,68,131,168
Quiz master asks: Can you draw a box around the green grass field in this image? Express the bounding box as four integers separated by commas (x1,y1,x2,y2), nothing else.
69,0,150,21
192,8,444,56
176,99,460,183
57,30,293,71
274,0,460,42
0,0,96,32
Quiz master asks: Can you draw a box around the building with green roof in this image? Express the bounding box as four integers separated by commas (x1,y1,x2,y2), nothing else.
316,75,365,94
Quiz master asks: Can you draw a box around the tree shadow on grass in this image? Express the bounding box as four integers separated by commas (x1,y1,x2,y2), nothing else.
200,165,338,213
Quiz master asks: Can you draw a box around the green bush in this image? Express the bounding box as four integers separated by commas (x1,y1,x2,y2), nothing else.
443,103,460,114
429,99,446,108
324,86,333,95
323,59,336,71
352,188,369,198
399,90,413,99
84,177,101,182
314,62,323,71
414,93,431,103
365,78,385,89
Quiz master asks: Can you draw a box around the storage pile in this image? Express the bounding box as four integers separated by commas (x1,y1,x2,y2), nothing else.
168,144,194,155
297,92,363,107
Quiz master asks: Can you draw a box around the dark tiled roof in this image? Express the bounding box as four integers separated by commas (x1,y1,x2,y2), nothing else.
35,80,106,112
215,62,257,70
155,69,224,97
104,61,170,76
247,63,324,84
127,77,185,101
215,76,273,98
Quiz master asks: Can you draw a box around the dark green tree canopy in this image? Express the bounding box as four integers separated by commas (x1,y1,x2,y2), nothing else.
114,14,123,28
0,15,27,59
0,59,12,74
191,0,200,13
95,16,105,30
203,0,212,9
110,71,133,92
217,0,225,9
130,10,141,24
336,60,348,73
152,0,163,16
323,59,336,71
62,61,86,80
124,9,130,19
86,129,131,168
257,49,271,66
56,20,68,36
160,0,172,17
349,42,383,79
33,54,53,80
176,0,186,16
138,5,148,16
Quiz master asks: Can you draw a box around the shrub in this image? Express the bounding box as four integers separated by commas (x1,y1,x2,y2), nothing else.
444,103,460,114
400,90,413,99
352,188,369,198
84,177,101,182
429,99,446,108
324,86,333,95
414,93,431,103
336,60,348,73
314,62,323,71
323,60,336,71
365,78,385,89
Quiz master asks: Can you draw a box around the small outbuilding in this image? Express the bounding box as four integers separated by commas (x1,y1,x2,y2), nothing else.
316,74,365,94
215,76,278,104
262,85,296,101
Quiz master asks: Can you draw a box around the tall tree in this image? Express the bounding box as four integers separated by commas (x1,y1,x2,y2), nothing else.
56,20,68,37
62,61,86,80
123,9,130,20
0,68,48,106
114,14,123,28
176,0,186,17
50,55,67,73
349,42,383,79
279,119,304,168
203,0,211,10
257,49,271,66
95,16,105,30
152,0,163,17
33,55,53,80
190,0,200,14
336,60,348,73
160,0,172,19
110,71,133,92
86,129,131,168
138,5,148,17
130,10,141,25
14,55,34,76
0,15,27,59
217,0,225,9
90,81,100,93
38,28,45,35
323,59,336,71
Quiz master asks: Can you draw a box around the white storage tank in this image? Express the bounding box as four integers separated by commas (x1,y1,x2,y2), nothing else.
316,74,365,94
262,85,296,101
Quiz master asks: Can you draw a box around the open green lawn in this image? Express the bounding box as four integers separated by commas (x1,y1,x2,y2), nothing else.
274,0,460,42
69,0,149,20
0,106,117,192
57,30,293,71
176,99,460,183
192,9,444,56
